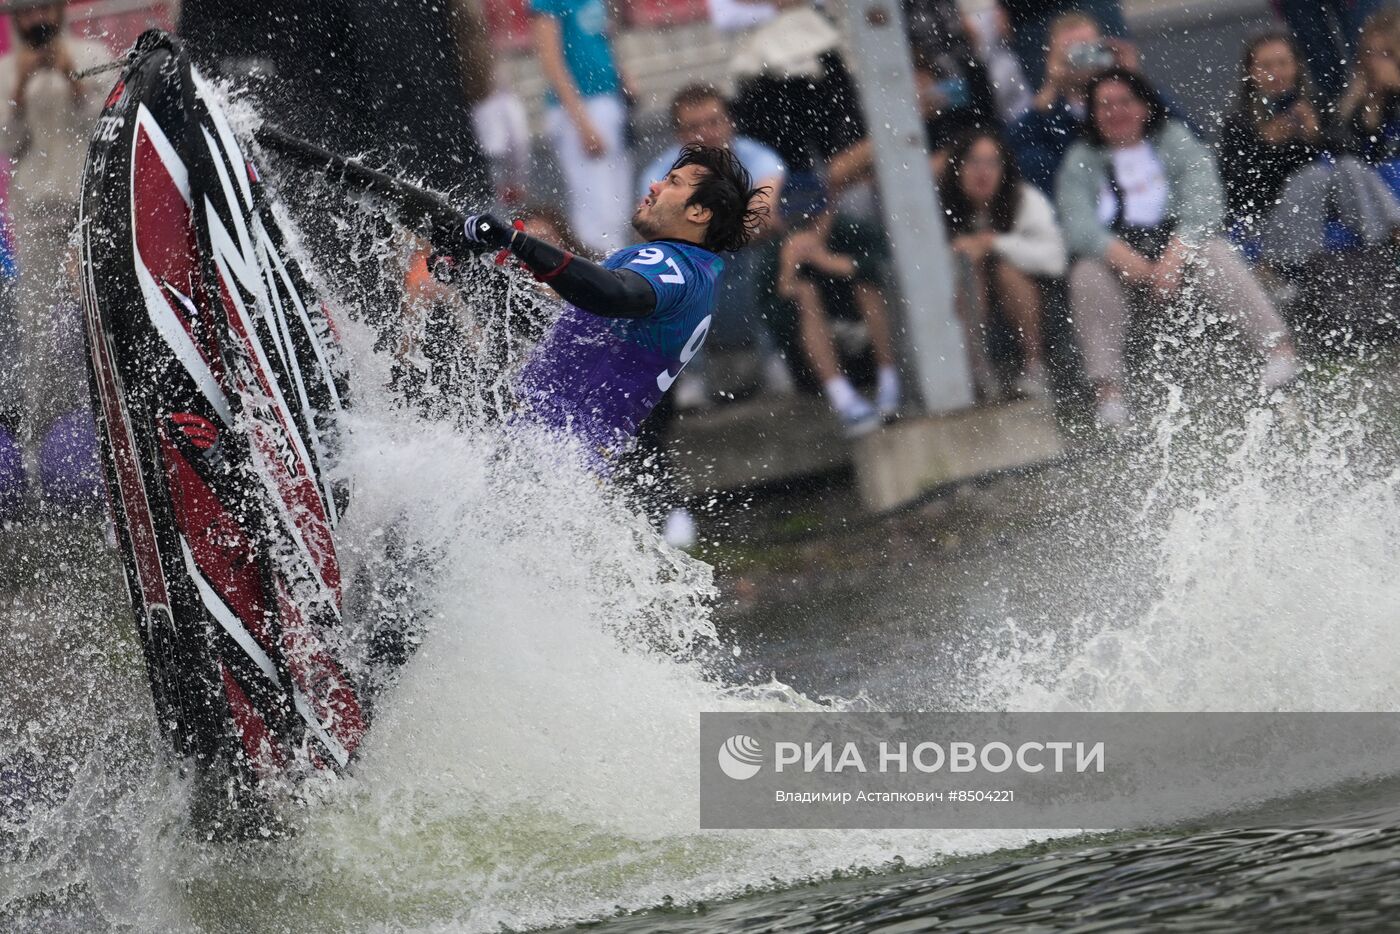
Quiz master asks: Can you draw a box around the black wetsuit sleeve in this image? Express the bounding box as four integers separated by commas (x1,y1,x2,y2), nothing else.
509,234,658,319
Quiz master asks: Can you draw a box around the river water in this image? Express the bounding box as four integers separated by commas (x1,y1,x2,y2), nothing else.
4,339,1400,933
6,84,1400,928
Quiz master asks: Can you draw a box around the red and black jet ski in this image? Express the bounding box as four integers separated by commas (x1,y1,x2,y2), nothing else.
77,29,366,836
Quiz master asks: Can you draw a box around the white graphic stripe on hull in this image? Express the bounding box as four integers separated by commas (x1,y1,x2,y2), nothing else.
180,536,350,766
150,277,234,425
134,104,190,204
192,71,255,212
129,115,233,426
258,212,343,414
294,690,349,768
199,114,336,597
208,240,337,603
200,126,322,493
255,225,341,524
180,534,278,684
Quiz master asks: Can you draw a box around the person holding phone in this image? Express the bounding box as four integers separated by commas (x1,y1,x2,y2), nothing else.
0,0,108,485
1009,10,1143,194
1219,30,1400,265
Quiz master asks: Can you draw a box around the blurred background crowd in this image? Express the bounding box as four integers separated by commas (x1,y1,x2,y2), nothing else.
4,0,1400,545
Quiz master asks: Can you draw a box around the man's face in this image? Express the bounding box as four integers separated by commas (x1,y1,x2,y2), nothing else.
633,163,709,240
14,3,65,47
674,98,732,149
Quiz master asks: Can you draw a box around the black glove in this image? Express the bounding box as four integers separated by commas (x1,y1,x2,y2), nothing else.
463,212,515,250
426,209,504,282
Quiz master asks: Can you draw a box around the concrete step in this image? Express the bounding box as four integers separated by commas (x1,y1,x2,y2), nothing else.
668,394,851,494
852,399,1065,511
667,393,1065,512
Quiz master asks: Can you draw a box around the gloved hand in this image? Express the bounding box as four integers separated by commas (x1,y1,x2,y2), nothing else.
463,212,515,249
426,211,518,283
427,208,478,259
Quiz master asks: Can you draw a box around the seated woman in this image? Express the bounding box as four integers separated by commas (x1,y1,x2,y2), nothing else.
939,129,1067,400
777,211,900,437
1055,68,1299,429
1339,10,1400,187
1220,30,1400,266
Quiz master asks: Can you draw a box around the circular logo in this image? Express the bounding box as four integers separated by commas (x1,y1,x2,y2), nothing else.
718,734,763,780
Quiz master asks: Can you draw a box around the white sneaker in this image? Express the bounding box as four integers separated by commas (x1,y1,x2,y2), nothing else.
1095,396,1130,432
662,507,697,549
762,355,796,396
875,371,901,419
673,374,710,411
1261,350,1300,393
1013,360,1051,399
875,386,901,420
838,396,881,439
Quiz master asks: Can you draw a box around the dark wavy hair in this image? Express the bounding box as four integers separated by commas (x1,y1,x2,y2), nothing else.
938,129,1023,234
1235,29,1318,122
670,143,768,253
1083,67,1169,147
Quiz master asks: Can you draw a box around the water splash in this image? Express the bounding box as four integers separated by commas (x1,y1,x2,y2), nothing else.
9,78,1400,933
965,376,1400,713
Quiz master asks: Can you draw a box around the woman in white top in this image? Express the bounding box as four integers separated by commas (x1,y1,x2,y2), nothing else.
1055,68,1299,430
939,129,1067,400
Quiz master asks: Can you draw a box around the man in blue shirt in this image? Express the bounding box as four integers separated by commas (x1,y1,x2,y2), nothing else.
640,87,786,210
439,145,765,464
530,0,633,253
640,84,790,407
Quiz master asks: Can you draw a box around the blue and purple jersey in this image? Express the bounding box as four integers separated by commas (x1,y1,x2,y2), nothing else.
514,239,723,461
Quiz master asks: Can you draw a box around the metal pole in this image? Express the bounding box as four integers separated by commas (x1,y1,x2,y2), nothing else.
841,0,974,412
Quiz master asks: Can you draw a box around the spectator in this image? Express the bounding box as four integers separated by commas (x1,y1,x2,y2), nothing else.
778,214,900,437
1056,69,1299,430
472,63,532,209
968,7,1035,125
729,0,865,198
1220,30,1400,265
0,1,107,469
913,42,1003,164
940,130,1067,401
998,0,1127,90
1338,10,1400,174
639,85,790,408
903,0,1001,146
1276,0,1389,105
1010,10,1143,194
904,0,963,67
825,54,1001,203
530,0,633,253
